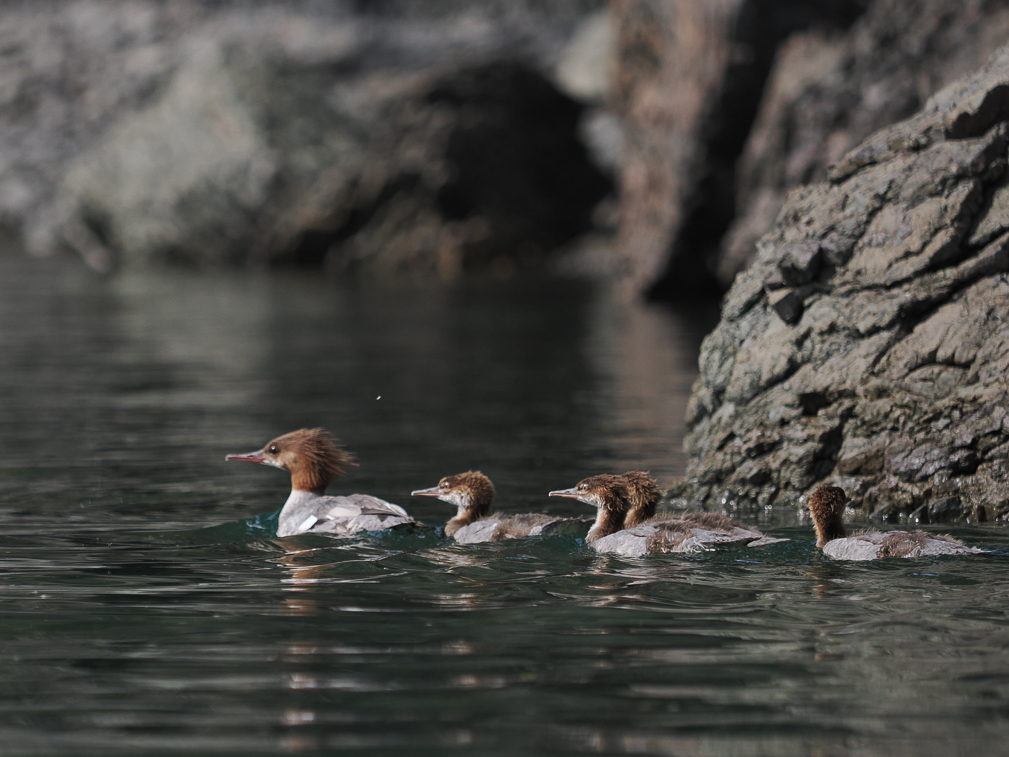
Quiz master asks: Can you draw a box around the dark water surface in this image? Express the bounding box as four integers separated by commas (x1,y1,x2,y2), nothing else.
2,254,1009,756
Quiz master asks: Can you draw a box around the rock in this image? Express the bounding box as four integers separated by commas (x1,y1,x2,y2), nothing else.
682,44,1009,519
721,0,1009,285
553,8,622,177
609,0,866,296
554,8,615,105
59,43,287,267
767,288,803,324
777,240,822,286
0,1,612,272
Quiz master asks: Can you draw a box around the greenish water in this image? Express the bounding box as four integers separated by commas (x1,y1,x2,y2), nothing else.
2,254,1009,756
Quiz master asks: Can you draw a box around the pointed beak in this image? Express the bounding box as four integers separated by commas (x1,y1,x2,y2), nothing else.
411,486,442,497
549,487,584,501
225,449,267,464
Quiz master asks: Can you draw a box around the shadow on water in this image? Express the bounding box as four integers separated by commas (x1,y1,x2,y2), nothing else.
3,253,1009,755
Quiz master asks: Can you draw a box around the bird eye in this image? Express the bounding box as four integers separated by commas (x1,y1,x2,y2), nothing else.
440,481,449,489
269,445,279,454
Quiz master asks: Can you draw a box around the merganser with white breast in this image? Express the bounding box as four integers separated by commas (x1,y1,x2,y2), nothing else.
808,485,982,560
226,428,413,537
551,472,785,556
412,471,588,544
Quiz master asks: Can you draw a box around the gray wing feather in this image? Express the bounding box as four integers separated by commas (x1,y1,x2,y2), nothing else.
278,494,412,537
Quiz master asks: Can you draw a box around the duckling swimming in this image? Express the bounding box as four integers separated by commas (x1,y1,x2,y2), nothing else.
550,472,785,556
620,470,661,527
412,471,588,544
808,485,981,560
226,428,413,537
549,474,631,544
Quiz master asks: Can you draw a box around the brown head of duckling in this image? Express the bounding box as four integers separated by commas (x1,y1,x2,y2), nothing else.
808,485,848,547
225,428,355,494
620,471,661,527
549,474,629,543
411,471,495,537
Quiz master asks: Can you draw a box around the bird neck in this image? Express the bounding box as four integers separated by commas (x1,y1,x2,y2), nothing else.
446,505,482,537
290,464,332,495
587,507,624,543
814,512,847,547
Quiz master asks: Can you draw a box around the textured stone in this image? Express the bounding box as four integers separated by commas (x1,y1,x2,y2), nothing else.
721,0,1009,285
682,44,1009,519
767,288,803,324
777,240,823,286
609,0,865,296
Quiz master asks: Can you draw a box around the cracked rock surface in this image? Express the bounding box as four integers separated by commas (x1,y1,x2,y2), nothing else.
682,45,1009,522
720,0,1009,286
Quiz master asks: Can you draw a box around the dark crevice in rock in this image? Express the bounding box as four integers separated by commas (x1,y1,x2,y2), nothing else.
280,230,336,267
799,392,831,417
429,62,613,250
80,209,115,257
639,0,868,300
947,83,1009,139
273,61,614,273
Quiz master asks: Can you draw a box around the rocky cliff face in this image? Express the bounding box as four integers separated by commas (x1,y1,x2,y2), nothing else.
609,0,866,297
609,0,1009,299
682,45,1009,521
720,0,1009,287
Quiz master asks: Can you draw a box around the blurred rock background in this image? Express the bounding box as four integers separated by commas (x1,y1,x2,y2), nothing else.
2,0,1009,293
0,0,613,275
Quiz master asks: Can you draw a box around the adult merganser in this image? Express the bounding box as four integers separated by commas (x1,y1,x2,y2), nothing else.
411,471,588,544
550,472,785,556
808,485,982,560
225,428,413,537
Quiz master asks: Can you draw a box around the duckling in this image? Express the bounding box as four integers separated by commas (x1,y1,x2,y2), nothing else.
551,472,785,556
808,485,982,560
620,470,661,526
226,428,413,537
548,474,631,543
412,471,588,544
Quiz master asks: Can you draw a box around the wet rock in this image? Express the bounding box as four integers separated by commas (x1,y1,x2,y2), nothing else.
682,44,1009,519
928,496,962,523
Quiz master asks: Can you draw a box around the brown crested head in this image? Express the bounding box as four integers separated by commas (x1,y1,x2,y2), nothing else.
550,474,630,513
807,485,847,547
620,471,660,525
412,471,495,516
226,428,355,493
